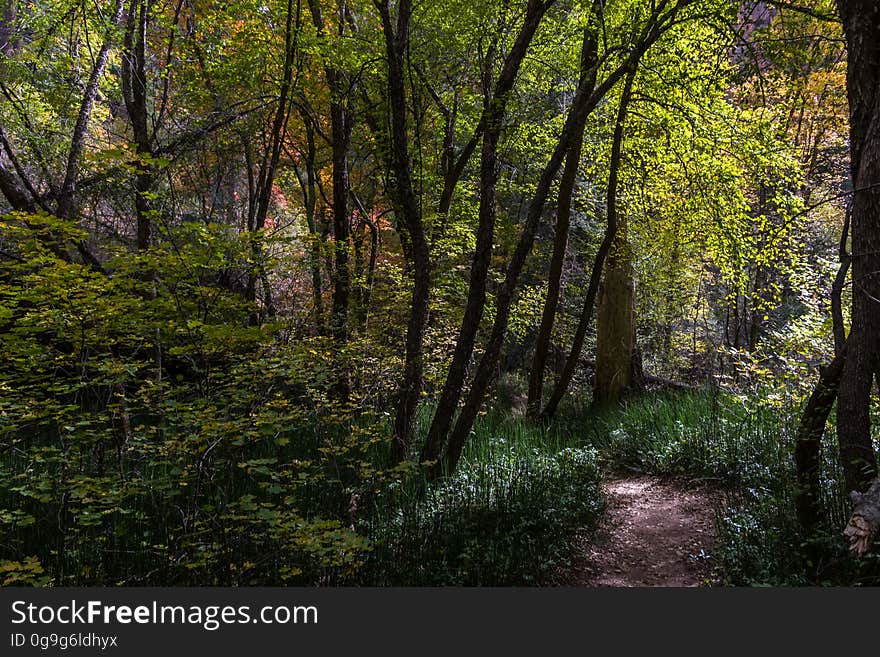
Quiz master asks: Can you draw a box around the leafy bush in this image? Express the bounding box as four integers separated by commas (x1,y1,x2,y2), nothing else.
0,218,385,585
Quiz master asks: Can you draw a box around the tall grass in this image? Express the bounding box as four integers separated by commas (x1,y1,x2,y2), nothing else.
354,410,603,585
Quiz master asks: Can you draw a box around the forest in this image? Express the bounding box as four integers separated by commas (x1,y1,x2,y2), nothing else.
0,0,878,587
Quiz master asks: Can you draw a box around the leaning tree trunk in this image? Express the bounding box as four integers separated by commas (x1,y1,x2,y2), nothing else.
56,0,126,223
442,58,645,477
793,203,852,536
420,0,553,468
835,0,880,497
309,0,352,401
245,0,299,322
526,22,599,419
794,347,846,534
53,0,125,273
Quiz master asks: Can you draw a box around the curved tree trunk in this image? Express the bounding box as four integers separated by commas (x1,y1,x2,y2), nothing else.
51,0,125,273
56,0,126,223
794,347,847,534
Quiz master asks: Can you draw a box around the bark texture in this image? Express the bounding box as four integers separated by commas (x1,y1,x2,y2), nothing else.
309,0,353,399
593,225,637,406
541,67,638,420
443,57,646,475
445,2,697,463
122,0,155,251
794,348,846,533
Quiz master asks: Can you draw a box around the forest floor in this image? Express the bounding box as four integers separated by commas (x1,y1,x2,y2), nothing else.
569,474,720,587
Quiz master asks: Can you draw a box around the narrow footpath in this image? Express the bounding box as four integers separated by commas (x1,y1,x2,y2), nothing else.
571,475,719,587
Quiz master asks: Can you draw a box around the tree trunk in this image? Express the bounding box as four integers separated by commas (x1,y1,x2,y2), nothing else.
594,217,639,406
122,0,155,251
442,53,649,477
309,0,352,400
794,348,846,533
329,85,351,343
377,0,432,461
48,0,126,273
56,0,126,223
793,197,852,535
292,114,325,332
835,0,880,495
422,1,689,475
0,159,35,212
439,3,691,473
246,0,300,322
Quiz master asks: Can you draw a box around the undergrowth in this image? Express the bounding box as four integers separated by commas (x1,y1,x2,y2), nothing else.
357,444,602,585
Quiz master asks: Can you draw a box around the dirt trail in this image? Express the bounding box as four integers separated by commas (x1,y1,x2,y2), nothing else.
571,474,719,587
